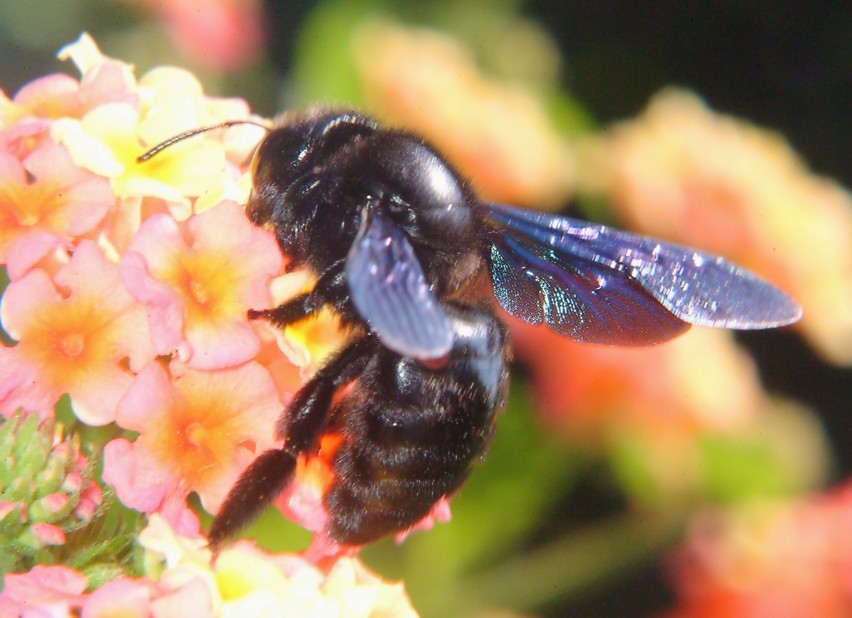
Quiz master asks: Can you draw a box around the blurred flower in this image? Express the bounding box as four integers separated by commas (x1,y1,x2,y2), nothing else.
509,320,829,505
135,0,266,71
665,483,852,618
0,413,105,575
577,89,852,365
352,19,575,208
512,323,762,437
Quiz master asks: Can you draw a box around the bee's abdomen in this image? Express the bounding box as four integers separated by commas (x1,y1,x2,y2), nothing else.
325,306,508,545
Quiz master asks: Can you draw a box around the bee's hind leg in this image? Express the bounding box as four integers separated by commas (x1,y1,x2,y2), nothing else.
207,336,375,552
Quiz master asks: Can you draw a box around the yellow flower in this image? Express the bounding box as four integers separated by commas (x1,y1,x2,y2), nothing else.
139,515,419,617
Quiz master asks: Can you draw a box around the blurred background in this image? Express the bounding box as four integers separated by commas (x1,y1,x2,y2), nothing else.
2,1,850,616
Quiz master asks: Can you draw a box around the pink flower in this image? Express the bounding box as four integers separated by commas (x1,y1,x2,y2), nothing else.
104,360,281,522
0,34,136,124
138,0,266,71
665,483,852,618
0,565,87,617
0,240,155,423
0,141,113,279
121,200,282,370
0,33,138,163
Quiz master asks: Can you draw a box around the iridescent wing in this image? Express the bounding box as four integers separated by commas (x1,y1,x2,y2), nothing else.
346,208,453,359
483,203,802,345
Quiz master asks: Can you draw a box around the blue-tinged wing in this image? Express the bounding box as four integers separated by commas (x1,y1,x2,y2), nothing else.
483,203,802,345
346,208,453,359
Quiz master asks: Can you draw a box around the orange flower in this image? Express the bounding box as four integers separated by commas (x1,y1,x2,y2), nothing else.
104,360,281,521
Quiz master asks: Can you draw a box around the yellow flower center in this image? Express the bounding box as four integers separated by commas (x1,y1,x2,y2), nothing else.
185,421,207,447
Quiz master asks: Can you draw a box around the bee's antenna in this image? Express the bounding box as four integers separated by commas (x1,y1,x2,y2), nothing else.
137,119,270,162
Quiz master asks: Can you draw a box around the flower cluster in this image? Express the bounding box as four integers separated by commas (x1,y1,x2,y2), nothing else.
0,515,417,617
1,33,417,615
665,484,852,618
0,33,287,532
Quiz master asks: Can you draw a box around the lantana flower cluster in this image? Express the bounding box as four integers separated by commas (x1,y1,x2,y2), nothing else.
0,33,416,615
0,515,416,618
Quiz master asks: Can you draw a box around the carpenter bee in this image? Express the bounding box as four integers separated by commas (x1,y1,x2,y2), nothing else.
140,109,802,550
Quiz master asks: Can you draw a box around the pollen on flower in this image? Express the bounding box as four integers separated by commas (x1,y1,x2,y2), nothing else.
274,433,342,536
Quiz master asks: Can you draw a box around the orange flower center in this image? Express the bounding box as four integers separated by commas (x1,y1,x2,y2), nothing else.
0,181,67,249
59,332,85,357
150,388,249,490
19,300,115,393
162,250,243,327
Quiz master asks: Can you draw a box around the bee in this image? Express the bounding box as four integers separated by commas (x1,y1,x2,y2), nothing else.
140,109,802,550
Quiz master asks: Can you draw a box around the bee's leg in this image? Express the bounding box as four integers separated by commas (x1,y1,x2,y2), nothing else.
208,336,375,551
248,260,347,327
274,335,375,443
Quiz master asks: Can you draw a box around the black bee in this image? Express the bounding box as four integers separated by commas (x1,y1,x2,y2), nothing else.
140,109,802,550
